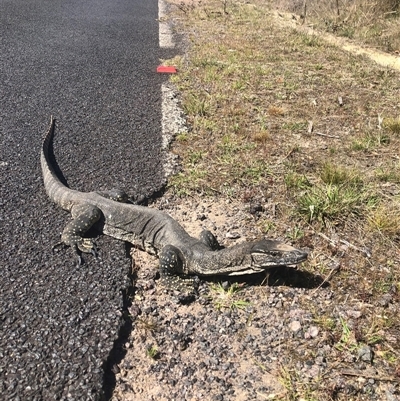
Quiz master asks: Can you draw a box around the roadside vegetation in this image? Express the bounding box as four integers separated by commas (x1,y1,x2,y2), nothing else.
164,0,400,399
278,0,400,53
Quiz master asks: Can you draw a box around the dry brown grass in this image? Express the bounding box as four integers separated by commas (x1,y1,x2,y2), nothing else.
165,0,400,398
277,0,400,52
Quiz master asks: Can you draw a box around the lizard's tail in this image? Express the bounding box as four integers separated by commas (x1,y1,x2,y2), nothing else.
41,116,79,211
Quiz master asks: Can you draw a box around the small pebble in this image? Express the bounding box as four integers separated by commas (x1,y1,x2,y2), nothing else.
304,326,319,339
358,345,373,363
289,320,302,333
226,232,241,239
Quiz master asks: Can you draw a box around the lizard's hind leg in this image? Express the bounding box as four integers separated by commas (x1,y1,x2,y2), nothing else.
61,203,102,258
199,230,222,251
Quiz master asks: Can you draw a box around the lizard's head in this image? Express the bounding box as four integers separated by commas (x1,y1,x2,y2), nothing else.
170,239,308,277
251,239,308,266
226,239,308,276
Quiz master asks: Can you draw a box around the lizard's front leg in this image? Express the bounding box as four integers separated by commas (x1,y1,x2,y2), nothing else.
60,203,101,259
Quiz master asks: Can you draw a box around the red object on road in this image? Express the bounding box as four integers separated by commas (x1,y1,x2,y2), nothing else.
157,65,177,73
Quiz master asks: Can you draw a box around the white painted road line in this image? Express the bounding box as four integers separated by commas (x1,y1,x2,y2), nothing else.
159,0,175,49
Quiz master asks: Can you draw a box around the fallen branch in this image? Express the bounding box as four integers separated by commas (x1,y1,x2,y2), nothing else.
315,131,340,139
317,233,371,258
341,369,400,383
340,239,371,258
318,232,336,246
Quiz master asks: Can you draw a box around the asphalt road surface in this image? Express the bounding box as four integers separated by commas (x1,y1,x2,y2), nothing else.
0,0,174,399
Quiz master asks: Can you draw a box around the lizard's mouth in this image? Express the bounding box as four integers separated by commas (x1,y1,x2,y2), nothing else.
251,249,308,268
227,267,264,276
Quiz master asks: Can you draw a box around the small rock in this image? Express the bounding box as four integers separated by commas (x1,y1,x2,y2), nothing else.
347,310,362,319
304,364,320,379
226,232,240,239
249,203,263,214
221,281,230,291
128,304,141,318
289,320,301,333
357,345,373,363
378,294,392,307
386,388,397,401
304,326,319,339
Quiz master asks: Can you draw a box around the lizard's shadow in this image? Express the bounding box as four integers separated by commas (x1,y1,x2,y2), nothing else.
204,266,328,290
258,265,328,289
102,242,136,400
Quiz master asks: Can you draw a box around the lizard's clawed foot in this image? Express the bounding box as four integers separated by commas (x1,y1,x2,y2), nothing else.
161,274,199,304
73,242,97,267
52,241,67,252
52,237,98,266
77,238,98,256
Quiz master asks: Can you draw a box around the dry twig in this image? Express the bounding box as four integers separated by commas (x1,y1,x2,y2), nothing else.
340,239,371,258
315,131,340,139
341,369,400,383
